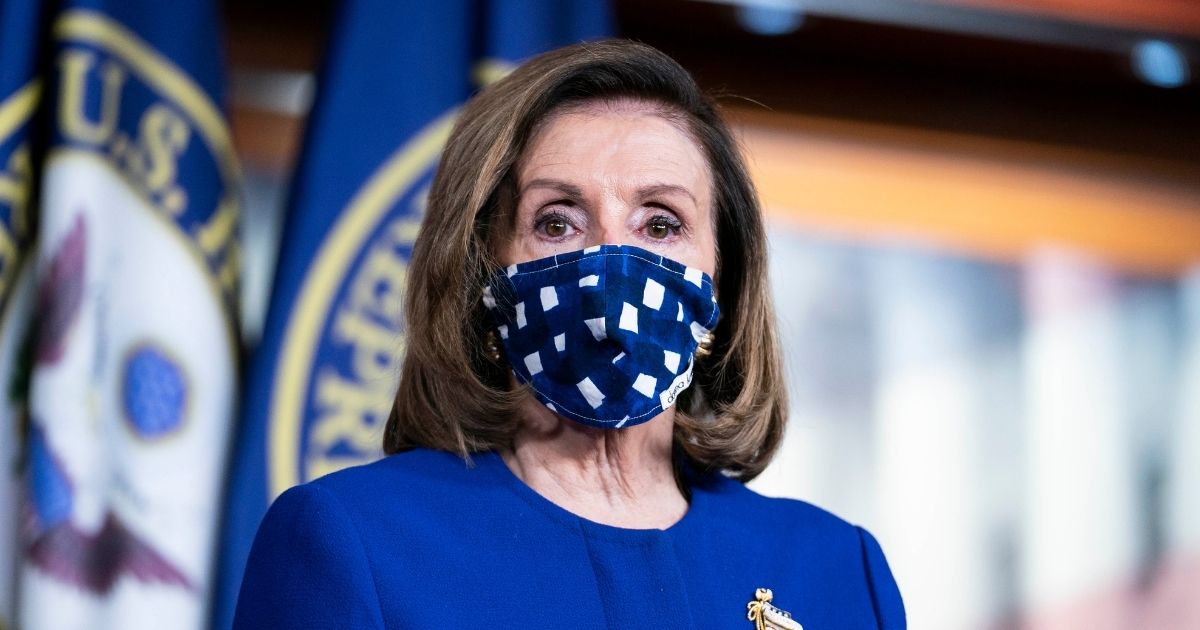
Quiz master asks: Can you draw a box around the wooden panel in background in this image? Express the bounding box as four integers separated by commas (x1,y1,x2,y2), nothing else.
229,106,306,171
933,0,1200,39
731,106,1200,276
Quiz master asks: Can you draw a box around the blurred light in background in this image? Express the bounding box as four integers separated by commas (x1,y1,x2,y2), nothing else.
1131,39,1191,88
734,1,805,36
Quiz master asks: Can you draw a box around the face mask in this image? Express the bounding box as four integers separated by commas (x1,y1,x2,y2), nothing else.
483,244,719,429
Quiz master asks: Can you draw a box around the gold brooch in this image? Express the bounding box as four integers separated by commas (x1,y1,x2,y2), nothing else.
747,588,803,630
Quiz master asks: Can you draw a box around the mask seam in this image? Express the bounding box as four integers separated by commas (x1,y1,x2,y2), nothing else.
502,254,721,330
506,251,715,291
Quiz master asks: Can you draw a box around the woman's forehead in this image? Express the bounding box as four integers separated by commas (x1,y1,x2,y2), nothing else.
518,104,711,188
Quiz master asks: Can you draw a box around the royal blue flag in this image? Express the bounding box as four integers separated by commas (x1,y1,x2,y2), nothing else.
15,1,240,628
214,1,609,628
0,0,48,626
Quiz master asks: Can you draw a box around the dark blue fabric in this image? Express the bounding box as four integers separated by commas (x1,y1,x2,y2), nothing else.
56,0,226,102
485,245,719,428
233,448,906,629
0,0,47,316
0,0,45,95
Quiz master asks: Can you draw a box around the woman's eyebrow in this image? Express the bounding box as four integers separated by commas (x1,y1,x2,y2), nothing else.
519,179,697,207
638,183,697,206
520,178,584,199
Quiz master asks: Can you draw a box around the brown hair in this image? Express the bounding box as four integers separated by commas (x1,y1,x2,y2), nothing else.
383,39,786,481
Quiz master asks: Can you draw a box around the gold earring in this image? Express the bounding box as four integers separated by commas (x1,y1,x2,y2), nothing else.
484,329,503,362
695,331,715,359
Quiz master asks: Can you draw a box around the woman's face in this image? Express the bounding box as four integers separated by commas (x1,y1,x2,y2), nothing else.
499,101,717,277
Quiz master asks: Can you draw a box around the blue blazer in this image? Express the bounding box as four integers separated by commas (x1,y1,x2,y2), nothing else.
234,448,905,628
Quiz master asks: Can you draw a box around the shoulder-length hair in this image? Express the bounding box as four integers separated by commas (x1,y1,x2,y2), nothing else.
383,39,786,481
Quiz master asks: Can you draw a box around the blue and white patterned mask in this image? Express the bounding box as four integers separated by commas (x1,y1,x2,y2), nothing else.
483,244,719,429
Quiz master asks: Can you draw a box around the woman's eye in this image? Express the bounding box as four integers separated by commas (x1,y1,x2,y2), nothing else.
534,212,574,239
543,218,568,238
645,216,680,240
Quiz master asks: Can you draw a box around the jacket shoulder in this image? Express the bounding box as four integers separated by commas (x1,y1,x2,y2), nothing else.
704,474,863,542
704,480,906,628
290,448,507,540
305,448,480,505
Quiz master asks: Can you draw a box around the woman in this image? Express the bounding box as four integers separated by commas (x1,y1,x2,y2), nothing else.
234,40,905,629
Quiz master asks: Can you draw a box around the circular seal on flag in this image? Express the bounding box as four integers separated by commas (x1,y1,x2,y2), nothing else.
20,11,239,624
268,113,456,497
